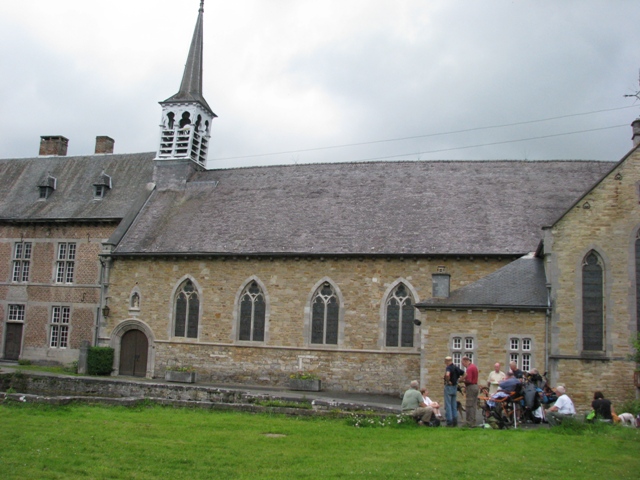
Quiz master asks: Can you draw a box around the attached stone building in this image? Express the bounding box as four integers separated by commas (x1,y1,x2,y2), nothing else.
0,139,154,364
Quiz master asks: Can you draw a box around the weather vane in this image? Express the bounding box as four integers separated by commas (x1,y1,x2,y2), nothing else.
624,69,640,102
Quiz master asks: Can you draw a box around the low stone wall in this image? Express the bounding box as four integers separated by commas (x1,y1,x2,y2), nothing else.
0,372,399,414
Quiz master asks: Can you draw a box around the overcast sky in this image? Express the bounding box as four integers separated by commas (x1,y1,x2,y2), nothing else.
1,0,640,169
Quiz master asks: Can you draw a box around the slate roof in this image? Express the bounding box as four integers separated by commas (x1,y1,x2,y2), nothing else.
415,254,548,310
0,153,155,222
114,159,613,256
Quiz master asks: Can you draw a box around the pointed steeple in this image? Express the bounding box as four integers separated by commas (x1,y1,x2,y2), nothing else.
162,1,215,116
156,1,215,167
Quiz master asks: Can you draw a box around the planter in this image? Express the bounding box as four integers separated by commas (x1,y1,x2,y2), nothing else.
289,378,322,392
165,371,196,383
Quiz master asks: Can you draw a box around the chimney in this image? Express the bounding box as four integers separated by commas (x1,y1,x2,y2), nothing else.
39,136,69,156
95,136,115,154
632,119,640,148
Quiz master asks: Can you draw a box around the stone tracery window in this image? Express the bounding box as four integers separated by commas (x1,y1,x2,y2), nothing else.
238,281,266,341
582,251,604,352
385,283,415,347
311,282,339,345
174,279,199,338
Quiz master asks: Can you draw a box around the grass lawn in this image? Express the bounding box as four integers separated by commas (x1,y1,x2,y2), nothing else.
1,403,638,479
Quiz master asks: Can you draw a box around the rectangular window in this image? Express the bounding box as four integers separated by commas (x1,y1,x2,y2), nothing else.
56,243,76,284
432,274,450,298
12,242,32,283
522,353,531,372
50,306,70,348
451,334,476,367
508,336,533,371
8,304,25,322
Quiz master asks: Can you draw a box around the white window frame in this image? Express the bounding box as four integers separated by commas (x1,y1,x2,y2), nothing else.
508,335,533,372
56,243,76,284
12,241,32,283
50,306,70,348
450,334,476,367
8,304,25,322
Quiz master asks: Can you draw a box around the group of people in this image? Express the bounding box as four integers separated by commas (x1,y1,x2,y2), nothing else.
402,357,584,427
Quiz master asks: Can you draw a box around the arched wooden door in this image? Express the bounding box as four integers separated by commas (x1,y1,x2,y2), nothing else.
119,329,148,377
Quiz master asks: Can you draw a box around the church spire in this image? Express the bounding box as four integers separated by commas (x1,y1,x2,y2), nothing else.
156,1,216,167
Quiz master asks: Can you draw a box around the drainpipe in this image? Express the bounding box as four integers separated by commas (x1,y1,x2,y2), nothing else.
545,282,552,375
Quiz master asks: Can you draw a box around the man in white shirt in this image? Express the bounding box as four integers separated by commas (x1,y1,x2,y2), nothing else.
545,385,576,426
487,362,506,395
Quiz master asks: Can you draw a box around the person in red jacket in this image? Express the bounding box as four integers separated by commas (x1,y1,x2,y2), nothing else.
462,356,479,427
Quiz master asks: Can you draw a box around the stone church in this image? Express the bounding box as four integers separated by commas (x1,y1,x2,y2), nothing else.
1,3,638,408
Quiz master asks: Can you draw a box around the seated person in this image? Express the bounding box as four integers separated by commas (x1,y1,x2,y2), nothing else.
420,387,442,419
402,380,433,425
498,370,521,394
592,391,615,421
545,385,576,426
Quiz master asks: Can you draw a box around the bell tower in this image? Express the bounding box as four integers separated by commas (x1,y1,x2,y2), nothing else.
156,1,216,168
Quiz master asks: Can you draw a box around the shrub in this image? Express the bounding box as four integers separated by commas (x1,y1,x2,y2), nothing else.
618,399,640,416
17,359,32,366
87,347,114,375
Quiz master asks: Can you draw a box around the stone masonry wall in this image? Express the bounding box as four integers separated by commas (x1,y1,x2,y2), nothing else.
545,147,640,407
421,309,546,398
104,255,511,394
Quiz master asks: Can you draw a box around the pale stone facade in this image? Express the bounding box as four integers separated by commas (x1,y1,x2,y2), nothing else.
543,146,640,407
102,256,512,394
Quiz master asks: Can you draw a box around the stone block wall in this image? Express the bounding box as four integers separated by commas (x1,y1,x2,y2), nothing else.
545,148,640,405
104,255,511,394
420,309,546,395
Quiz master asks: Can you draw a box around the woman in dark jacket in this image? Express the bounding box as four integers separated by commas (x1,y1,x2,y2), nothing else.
592,391,616,421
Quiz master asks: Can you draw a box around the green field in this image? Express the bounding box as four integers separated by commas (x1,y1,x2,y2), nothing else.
1,402,638,479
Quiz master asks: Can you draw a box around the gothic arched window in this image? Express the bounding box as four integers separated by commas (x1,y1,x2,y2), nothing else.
385,283,415,347
311,282,339,345
582,252,604,351
174,279,199,338
239,281,266,341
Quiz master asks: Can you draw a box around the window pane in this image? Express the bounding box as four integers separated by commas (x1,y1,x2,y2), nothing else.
583,253,603,351
522,338,531,351
453,337,461,350
522,354,531,372
510,338,519,350
453,352,461,367
186,294,199,338
325,297,339,345
386,299,400,347
465,337,474,349
400,301,414,347
253,295,266,342
239,295,252,341
175,293,187,337
311,297,325,344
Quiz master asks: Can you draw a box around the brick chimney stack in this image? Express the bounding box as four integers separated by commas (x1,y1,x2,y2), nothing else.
632,119,640,148
95,136,115,154
39,136,69,156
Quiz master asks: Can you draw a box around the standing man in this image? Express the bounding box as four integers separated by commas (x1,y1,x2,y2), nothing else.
443,356,464,427
509,361,524,380
545,385,576,426
461,356,479,427
487,362,506,395
401,380,434,425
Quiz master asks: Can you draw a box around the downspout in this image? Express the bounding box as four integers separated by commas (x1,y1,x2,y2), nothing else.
545,282,552,375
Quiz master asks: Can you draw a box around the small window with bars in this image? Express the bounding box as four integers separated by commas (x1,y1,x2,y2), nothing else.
12,242,32,283
50,306,70,348
56,243,76,284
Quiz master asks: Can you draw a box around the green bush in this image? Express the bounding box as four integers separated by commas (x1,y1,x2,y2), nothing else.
87,347,114,375
618,399,640,416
